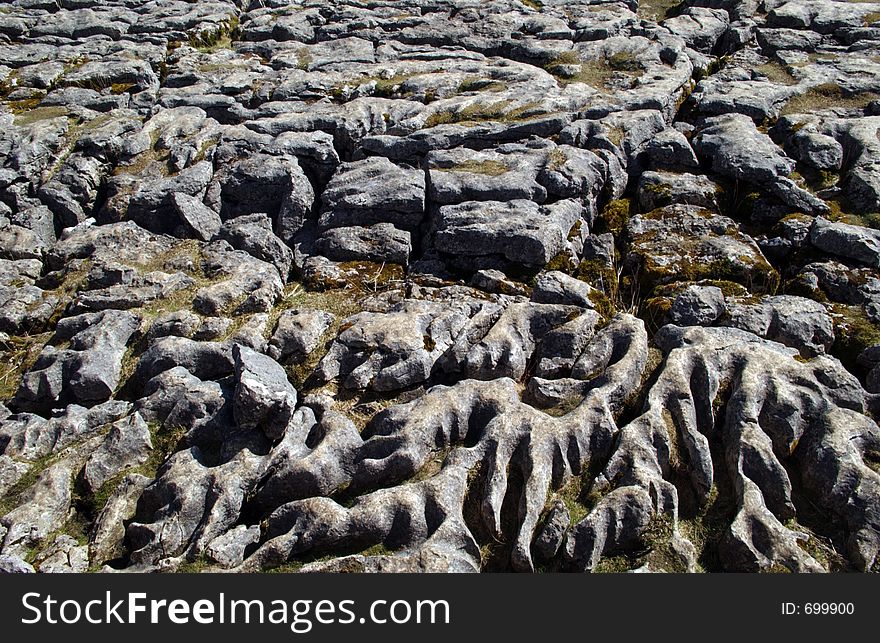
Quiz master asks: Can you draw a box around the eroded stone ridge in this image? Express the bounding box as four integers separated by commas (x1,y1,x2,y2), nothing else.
1,0,879,574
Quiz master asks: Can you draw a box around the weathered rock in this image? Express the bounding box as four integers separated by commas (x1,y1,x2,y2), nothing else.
724,295,835,357
533,311,602,379
61,58,158,93
433,199,581,271
15,311,141,410
663,8,730,53
216,153,315,244
134,366,227,436
0,400,132,462
637,171,720,211
171,192,222,242
90,473,151,566
537,145,607,224
219,213,293,279
147,310,202,341
126,442,268,569
601,324,878,571
694,115,792,186
316,299,470,391
315,223,412,265
533,500,571,564
0,456,29,498
787,128,844,172
462,302,581,381
531,271,596,309
692,113,828,214
247,406,362,518
0,0,877,576
206,525,261,569
641,128,700,171
0,554,35,574
34,534,89,573
192,242,284,316
81,412,152,495
128,161,214,234
0,224,46,260
469,269,530,297
669,285,727,327
241,314,648,573
132,337,234,389
830,117,880,214
320,157,425,230
232,344,298,441
1,462,72,557
268,309,335,363
767,0,880,34
626,205,777,292
427,146,547,205
810,217,880,268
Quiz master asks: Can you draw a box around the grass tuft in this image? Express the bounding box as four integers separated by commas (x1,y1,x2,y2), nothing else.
597,198,633,236
12,105,67,126
424,99,544,128
637,0,683,21
754,61,798,86
296,47,313,71
781,83,878,116
457,76,508,94
0,333,52,402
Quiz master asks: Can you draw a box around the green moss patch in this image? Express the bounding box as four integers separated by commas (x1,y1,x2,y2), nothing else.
12,105,67,126
423,99,544,128
554,475,590,525
596,198,633,236
432,159,510,176
830,304,880,374
637,0,683,21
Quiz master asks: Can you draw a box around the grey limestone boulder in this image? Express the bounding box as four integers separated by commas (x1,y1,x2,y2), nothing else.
1,462,73,557
669,285,727,327
811,217,880,268
531,271,596,309
637,171,720,211
233,344,298,441
315,223,411,265
427,146,547,205
320,157,425,230
268,309,336,363
434,199,581,271
81,412,153,495
206,525,261,569
15,310,141,410
171,192,222,242
0,554,35,574
692,113,828,214
219,213,293,279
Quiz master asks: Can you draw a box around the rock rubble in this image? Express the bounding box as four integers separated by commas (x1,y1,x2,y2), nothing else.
1,0,879,574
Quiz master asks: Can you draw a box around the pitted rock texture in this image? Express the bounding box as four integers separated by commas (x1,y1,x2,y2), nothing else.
1,0,880,574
